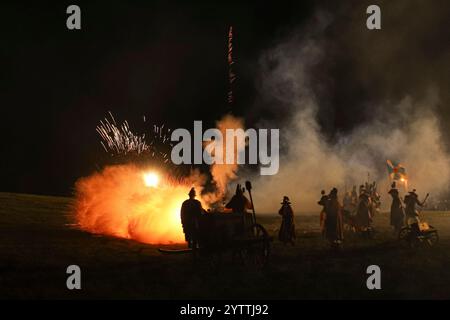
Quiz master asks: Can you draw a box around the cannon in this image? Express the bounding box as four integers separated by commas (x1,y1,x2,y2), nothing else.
159,181,272,268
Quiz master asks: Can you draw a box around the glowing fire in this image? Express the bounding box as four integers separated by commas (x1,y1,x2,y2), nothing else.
400,177,408,189
74,164,204,244
75,114,245,244
143,172,159,188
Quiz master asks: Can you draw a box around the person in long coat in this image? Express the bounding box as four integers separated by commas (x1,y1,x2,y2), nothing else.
355,190,372,231
278,196,296,245
180,187,204,248
324,188,344,246
388,182,404,233
318,190,328,236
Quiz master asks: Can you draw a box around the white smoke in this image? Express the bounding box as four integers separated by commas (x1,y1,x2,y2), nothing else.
248,13,450,213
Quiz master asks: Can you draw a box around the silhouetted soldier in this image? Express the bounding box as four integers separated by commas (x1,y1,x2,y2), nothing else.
226,184,252,213
226,184,253,230
351,185,358,204
318,190,328,235
359,184,365,197
404,189,428,237
324,188,344,247
388,182,404,234
180,187,204,248
355,189,372,231
278,196,296,245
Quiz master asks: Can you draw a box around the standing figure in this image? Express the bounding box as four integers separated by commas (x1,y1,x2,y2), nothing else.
388,182,404,233
404,189,428,237
351,185,358,205
359,185,365,197
278,196,296,245
324,188,344,247
180,187,204,248
226,184,253,229
318,190,328,236
355,189,372,231
226,184,252,213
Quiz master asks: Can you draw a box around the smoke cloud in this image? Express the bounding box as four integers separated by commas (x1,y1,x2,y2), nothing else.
248,5,450,213
203,114,245,204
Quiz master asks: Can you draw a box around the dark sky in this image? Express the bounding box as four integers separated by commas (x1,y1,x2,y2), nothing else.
1,0,449,196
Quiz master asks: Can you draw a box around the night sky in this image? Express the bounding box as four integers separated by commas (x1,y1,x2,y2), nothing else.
1,0,449,196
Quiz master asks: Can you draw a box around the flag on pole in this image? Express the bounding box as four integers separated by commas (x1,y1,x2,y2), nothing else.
386,160,407,181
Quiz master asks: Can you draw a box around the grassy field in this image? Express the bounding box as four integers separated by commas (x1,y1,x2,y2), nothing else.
1,192,450,299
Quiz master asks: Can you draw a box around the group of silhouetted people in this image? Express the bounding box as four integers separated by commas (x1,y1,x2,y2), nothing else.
180,184,255,248
179,181,429,250
179,185,297,248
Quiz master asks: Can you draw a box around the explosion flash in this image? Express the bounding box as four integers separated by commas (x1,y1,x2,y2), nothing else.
74,164,207,244
74,111,248,244
143,172,159,188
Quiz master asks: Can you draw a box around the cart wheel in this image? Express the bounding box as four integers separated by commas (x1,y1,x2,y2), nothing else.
246,224,270,268
426,230,439,247
398,227,410,241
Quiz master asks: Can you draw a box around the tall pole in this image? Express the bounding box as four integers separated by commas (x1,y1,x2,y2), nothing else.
245,180,257,225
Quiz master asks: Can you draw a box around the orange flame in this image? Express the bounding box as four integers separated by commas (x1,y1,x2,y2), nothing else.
73,164,206,244
74,115,246,244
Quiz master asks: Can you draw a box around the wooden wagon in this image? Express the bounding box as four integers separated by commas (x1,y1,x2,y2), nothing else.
159,181,272,267
191,211,271,267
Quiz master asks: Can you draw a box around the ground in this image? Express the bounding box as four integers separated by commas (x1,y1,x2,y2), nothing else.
1,192,450,299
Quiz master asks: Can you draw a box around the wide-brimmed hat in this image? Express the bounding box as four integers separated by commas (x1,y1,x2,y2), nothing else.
281,196,291,204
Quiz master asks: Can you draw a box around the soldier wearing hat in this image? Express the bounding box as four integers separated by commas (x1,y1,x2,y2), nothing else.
180,187,205,248
226,184,252,214
388,182,405,233
324,188,344,247
226,184,253,230
278,196,296,245
404,189,429,237
355,187,372,231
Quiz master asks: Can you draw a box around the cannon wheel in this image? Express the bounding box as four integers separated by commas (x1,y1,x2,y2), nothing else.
398,226,439,248
243,223,270,268
398,226,410,241
425,226,439,247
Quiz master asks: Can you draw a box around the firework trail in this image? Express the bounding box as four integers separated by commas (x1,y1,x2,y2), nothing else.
96,112,172,161
96,111,148,155
227,26,236,105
